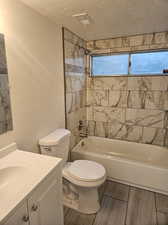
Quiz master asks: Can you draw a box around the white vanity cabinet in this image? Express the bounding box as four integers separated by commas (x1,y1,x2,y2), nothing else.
3,203,29,225
2,167,63,225
28,173,63,225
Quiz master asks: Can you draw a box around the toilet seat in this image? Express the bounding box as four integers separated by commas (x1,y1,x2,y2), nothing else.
63,160,106,187
67,160,106,182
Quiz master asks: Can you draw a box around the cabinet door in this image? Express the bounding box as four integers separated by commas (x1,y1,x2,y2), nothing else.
3,203,29,225
28,172,64,225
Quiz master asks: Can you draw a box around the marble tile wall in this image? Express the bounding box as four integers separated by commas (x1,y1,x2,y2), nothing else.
87,31,168,54
86,76,168,146
86,31,168,147
0,34,13,134
63,28,87,149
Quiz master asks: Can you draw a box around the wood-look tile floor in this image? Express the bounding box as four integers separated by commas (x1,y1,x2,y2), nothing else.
64,181,168,225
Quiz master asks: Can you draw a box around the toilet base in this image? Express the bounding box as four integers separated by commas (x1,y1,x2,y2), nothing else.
63,178,100,214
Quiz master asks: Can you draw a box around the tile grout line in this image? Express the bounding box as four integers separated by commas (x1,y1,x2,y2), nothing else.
154,192,159,225
124,185,131,225
103,193,129,203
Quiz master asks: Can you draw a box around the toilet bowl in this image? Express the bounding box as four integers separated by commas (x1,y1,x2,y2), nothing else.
63,160,106,214
39,129,106,214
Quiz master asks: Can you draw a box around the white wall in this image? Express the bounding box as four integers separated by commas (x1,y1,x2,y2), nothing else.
0,0,65,152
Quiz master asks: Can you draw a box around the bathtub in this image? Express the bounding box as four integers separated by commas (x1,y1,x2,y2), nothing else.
71,136,168,195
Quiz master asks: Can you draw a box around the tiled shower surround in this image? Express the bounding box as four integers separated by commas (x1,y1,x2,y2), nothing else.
64,29,168,148
63,28,86,149
87,76,168,146
86,31,168,147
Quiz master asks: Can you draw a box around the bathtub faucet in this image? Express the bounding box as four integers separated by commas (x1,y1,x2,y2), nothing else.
79,120,84,131
79,120,88,138
79,131,88,138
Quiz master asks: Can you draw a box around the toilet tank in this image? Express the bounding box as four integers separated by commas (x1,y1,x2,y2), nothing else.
39,129,71,165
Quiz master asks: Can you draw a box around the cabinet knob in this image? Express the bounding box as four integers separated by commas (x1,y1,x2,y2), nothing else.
22,215,29,222
32,204,38,211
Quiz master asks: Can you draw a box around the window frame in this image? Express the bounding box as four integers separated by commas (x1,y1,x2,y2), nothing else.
90,49,168,77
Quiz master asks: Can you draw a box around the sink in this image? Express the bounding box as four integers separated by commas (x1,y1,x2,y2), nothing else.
0,166,29,194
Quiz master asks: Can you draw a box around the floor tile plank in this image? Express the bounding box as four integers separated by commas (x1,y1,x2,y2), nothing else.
157,212,168,225
126,187,157,225
104,181,129,201
156,193,168,213
64,208,96,225
93,196,127,225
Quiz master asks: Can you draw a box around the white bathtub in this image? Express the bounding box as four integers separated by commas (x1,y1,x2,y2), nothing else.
71,136,168,195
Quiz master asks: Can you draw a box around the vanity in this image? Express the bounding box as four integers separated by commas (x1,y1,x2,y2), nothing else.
0,143,64,225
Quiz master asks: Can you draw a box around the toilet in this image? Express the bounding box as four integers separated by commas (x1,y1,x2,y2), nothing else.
39,129,106,214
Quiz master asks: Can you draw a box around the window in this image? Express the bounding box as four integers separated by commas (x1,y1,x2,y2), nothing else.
130,52,168,75
92,54,129,75
91,51,168,76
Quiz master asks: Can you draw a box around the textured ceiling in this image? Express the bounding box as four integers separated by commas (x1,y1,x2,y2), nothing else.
20,0,168,40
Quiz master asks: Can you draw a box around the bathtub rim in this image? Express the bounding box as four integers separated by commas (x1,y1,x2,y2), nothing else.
72,136,168,170
77,136,168,152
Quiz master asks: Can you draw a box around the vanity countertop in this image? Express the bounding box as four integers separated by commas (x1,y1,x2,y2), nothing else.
0,143,62,224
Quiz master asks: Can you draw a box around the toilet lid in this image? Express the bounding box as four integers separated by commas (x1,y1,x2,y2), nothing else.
67,160,106,182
